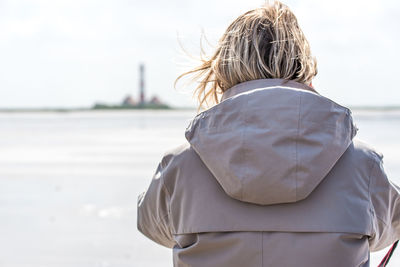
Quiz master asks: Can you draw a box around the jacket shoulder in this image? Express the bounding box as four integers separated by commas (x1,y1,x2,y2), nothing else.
159,142,202,192
352,138,384,162
160,142,198,169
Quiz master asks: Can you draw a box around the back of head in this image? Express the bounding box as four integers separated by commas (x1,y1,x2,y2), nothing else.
176,1,317,109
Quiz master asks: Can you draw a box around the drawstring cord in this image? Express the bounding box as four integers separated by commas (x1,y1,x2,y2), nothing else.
378,240,398,267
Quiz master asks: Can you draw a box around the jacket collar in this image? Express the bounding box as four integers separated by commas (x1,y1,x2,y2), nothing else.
221,78,317,101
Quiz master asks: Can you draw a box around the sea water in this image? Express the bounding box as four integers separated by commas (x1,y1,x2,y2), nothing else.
0,109,399,267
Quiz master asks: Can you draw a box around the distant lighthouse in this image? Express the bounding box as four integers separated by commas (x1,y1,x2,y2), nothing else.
139,63,145,105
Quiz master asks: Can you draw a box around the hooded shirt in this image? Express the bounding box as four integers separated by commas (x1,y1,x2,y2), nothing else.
137,79,400,267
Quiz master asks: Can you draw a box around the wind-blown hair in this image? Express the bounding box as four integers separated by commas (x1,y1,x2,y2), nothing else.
175,1,317,110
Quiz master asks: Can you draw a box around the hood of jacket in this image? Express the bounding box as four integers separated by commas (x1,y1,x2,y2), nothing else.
185,79,358,205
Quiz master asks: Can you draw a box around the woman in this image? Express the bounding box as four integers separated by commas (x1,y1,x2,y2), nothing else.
137,2,400,266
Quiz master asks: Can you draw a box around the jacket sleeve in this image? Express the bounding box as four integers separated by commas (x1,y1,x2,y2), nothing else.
368,156,400,251
137,157,175,248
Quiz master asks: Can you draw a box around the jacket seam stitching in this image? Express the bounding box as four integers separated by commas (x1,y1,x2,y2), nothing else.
261,232,264,267
160,158,172,200
240,96,250,200
367,157,376,236
372,159,390,226
157,159,174,233
295,91,302,200
368,157,389,237
154,189,170,226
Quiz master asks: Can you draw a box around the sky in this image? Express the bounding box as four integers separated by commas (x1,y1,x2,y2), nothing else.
0,0,399,108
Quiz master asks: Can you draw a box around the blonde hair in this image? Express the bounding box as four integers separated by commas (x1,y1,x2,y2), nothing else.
175,1,317,110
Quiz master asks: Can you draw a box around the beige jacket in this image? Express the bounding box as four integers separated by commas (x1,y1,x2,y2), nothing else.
137,79,400,267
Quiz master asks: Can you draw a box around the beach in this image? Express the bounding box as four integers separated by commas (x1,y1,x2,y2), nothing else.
0,109,399,266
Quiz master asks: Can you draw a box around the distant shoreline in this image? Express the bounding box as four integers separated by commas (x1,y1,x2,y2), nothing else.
0,105,399,113
349,106,400,111
0,106,196,113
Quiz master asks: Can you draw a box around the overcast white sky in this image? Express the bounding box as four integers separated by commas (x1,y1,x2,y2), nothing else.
0,0,399,108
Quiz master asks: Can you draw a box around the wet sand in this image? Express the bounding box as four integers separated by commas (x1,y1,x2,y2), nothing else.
0,110,399,266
